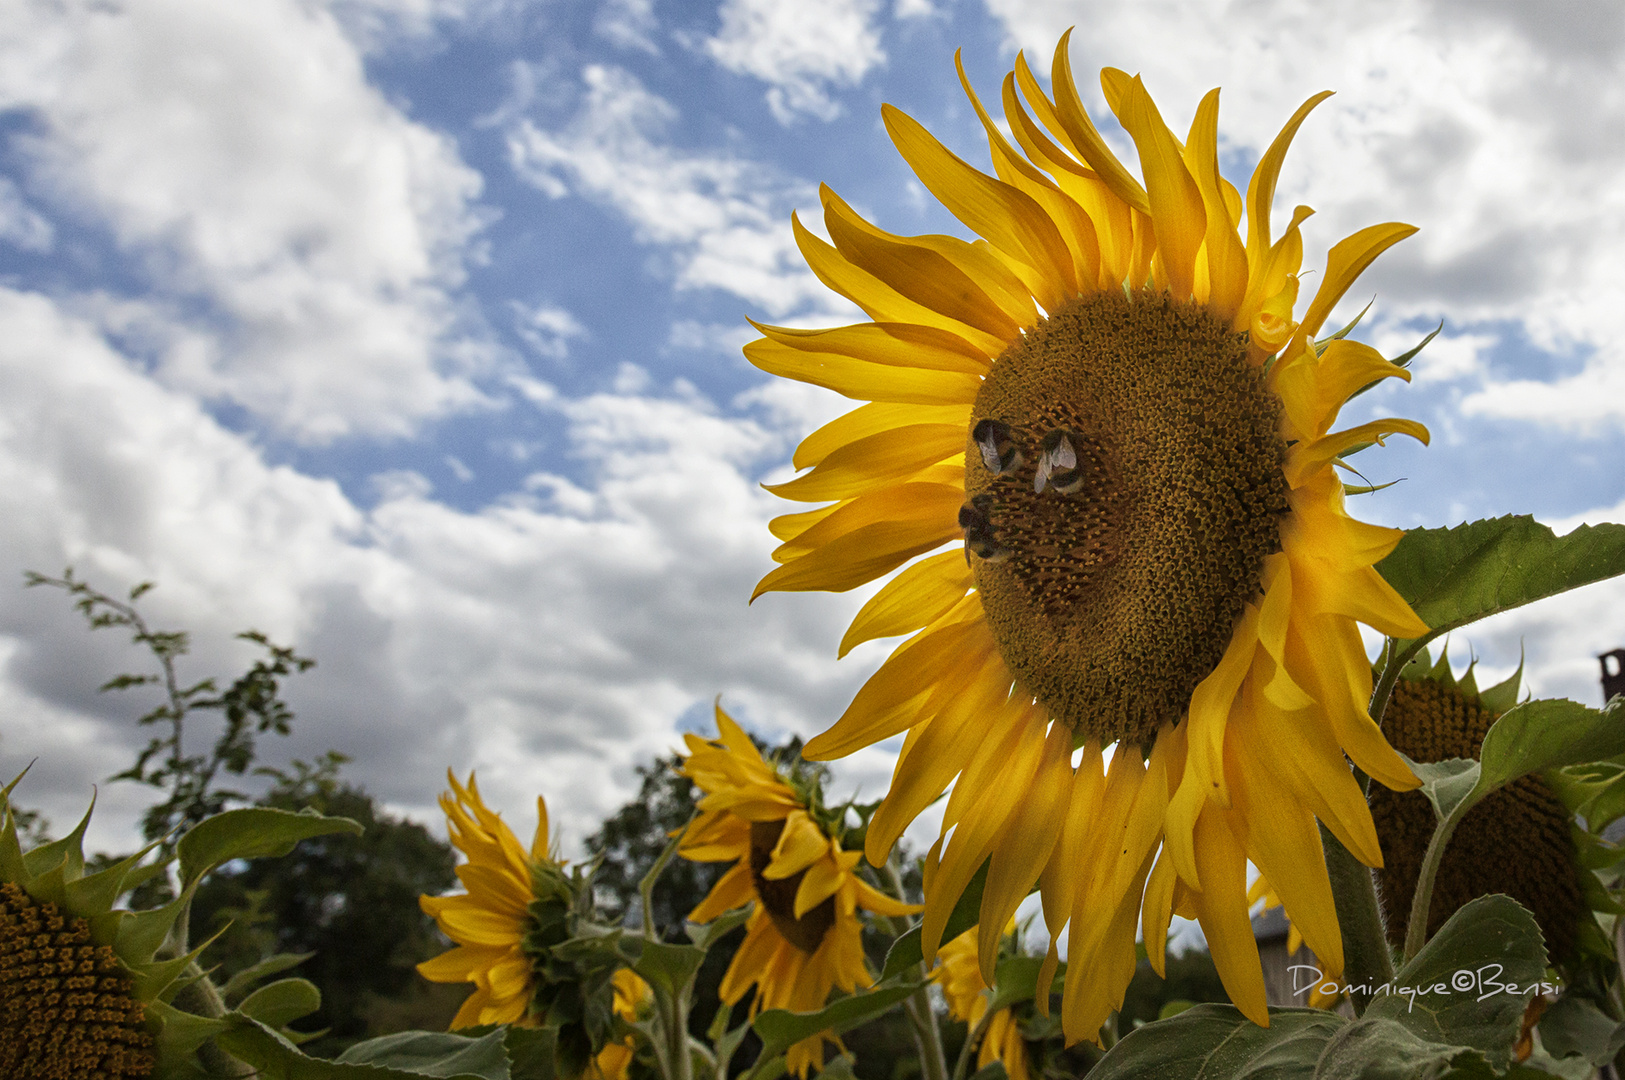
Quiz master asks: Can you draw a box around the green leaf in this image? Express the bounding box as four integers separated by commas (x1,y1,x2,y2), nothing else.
752,981,923,1060
1314,1017,1493,1080
219,1017,483,1078
1368,895,1550,1068
237,977,323,1028
222,951,316,1005
1538,995,1625,1067
1087,1003,1344,1079
1406,758,1481,823
685,904,752,951
880,859,986,981
631,939,707,1001
1477,697,1625,794
177,807,362,889
1377,517,1625,648
21,795,93,881
503,1026,557,1080
336,1028,514,1078
987,955,1047,1014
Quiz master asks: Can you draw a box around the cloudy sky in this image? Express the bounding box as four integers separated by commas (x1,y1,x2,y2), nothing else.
1,0,1622,856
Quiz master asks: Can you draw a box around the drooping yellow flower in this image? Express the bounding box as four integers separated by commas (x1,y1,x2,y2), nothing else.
418,771,554,1028
678,705,918,1078
748,34,1430,1042
936,926,1030,1080
1246,879,1341,1010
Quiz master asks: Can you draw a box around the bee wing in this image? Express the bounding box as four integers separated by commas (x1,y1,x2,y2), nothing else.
1034,434,1076,493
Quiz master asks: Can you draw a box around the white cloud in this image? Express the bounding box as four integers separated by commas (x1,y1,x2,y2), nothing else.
703,0,887,123
513,301,588,362
596,0,661,54
0,0,497,442
0,176,52,252
505,64,848,318
975,0,1625,428
0,284,903,855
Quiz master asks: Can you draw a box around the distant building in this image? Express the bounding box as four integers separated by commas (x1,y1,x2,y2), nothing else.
1603,649,1625,705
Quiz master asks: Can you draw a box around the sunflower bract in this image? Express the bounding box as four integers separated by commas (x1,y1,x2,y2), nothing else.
748,34,1432,1041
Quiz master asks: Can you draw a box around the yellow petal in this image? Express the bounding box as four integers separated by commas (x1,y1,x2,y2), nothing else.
745,336,983,407
1245,91,1333,268
1183,87,1249,322
1297,222,1418,342
1190,806,1267,1025
690,860,755,922
1283,417,1430,489
1043,33,1150,214
883,103,1076,310
766,424,968,503
1114,74,1206,300
766,811,829,879
840,550,973,658
793,402,971,472
794,855,846,917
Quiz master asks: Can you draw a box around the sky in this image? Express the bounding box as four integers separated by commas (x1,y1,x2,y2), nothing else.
0,0,1623,859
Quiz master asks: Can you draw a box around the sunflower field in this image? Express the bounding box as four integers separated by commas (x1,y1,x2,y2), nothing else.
9,33,1625,1080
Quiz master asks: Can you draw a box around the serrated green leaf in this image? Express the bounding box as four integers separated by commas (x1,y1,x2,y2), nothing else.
1537,995,1625,1067
1377,517,1625,648
1087,1003,1343,1079
336,1028,513,1078
503,1026,556,1080
1315,1017,1493,1080
1406,758,1481,823
752,981,923,1059
238,977,322,1028
1477,697,1625,795
222,951,316,1005
177,807,362,889
1368,895,1549,1069
880,859,985,981
224,1017,491,1078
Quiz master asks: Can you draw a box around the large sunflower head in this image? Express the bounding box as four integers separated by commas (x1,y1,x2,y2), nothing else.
0,775,225,1079
748,34,1430,1043
418,772,635,1076
1370,647,1588,963
676,704,917,1078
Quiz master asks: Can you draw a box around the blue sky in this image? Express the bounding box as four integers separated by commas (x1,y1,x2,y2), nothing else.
0,0,1622,855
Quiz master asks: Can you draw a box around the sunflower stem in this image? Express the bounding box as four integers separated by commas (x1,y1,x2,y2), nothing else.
1320,822,1394,1014
948,995,998,1080
637,823,695,1080
1403,801,1469,962
882,858,949,1080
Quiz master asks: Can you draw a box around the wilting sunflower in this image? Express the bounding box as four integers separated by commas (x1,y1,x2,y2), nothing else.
677,705,917,1078
748,34,1430,1040
1369,648,1587,962
936,924,1029,1080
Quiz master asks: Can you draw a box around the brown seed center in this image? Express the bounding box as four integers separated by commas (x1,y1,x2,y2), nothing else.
748,820,835,954
0,881,154,1080
964,290,1289,746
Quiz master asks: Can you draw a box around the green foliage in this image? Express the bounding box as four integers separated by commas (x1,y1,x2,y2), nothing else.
1090,896,1547,1080
190,766,461,1054
27,568,316,850
1376,516,1625,663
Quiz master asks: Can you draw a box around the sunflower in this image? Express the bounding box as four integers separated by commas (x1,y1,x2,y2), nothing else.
677,705,917,1078
418,771,555,1028
936,924,1029,1080
747,34,1430,1041
1368,648,1587,962
418,770,645,1077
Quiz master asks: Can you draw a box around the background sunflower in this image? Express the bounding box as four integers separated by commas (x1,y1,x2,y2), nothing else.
677,705,916,1077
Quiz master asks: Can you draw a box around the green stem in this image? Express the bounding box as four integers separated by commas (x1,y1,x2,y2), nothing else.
638,822,695,1080
882,859,949,1080
1320,822,1394,1014
949,997,997,1080
1403,803,1467,961
171,962,255,1077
